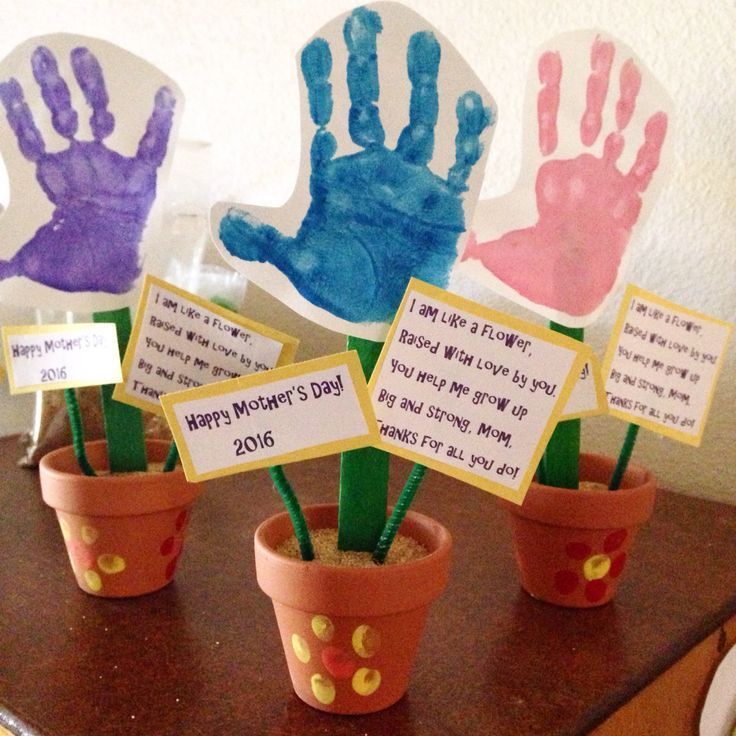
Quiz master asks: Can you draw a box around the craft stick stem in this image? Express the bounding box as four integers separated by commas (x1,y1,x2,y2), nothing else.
269,464,314,561
63,388,96,476
93,308,148,473
541,323,584,489
372,463,427,565
609,423,640,491
338,335,390,552
162,441,179,473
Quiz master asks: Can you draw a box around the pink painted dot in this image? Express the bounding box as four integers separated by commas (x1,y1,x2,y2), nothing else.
566,541,592,560
554,570,579,595
609,552,627,578
321,646,358,680
165,554,180,580
603,529,628,553
175,510,189,531
585,579,607,603
160,536,175,556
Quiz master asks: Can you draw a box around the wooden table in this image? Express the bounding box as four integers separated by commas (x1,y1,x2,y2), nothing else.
1,434,735,735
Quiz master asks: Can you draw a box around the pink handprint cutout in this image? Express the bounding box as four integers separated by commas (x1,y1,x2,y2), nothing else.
463,33,670,324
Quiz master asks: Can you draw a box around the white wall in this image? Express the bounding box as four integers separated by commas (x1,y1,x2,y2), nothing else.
0,0,733,502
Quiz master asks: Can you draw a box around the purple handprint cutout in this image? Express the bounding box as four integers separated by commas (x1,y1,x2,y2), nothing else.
0,45,175,294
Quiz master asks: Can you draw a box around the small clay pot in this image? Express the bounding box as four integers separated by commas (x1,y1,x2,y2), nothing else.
498,453,656,608
254,503,452,714
40,439,203,598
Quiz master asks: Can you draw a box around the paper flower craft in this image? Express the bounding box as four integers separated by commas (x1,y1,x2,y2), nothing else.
212,3,495,340
0,34,181,310
460,31,671,328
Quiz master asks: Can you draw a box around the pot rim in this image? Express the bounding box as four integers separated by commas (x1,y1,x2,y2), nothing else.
498,452,657,529
254,503,452,617
39,439,203,517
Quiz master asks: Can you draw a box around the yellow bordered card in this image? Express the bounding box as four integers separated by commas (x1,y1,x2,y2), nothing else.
113,274,299,415
2,323,121,394
161,351,379,482
602,284,732,446
368,278,589,505
558,353,606,421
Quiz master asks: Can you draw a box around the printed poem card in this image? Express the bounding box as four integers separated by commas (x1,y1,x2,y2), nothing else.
114,275,299,413
369,279,588,503
161,352,379,481
602,285,732,445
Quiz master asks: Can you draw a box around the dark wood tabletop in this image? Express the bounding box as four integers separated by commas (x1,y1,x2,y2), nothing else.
1,433,736,736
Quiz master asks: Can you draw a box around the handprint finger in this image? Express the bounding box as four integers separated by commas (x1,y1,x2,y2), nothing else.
301,39,337,171
344,7,385,148
31,47,78,139
626,111,667,192
537,51,561,156
136,86,175,167
580,37,614,146
395,31,440,165
0,78,45,161
71,47,114,140
615,59,641,131
447,92,491,194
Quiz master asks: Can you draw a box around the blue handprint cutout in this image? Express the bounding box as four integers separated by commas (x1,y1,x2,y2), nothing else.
218,6,492,325
0,45,175,293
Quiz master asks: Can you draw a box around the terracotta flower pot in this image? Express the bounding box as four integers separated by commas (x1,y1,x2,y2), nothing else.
40,439,203,598
254,503,452,714
498,453,656,608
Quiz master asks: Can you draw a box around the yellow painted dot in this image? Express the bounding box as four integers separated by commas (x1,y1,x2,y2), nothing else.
310,673,336,705
84,569,102,592
352,667,381,696
311,615,334,642
97,554,126,575
352,624,380,658
58,518,71,541
81,525,99,545
583,554,612,581
291,633,311,663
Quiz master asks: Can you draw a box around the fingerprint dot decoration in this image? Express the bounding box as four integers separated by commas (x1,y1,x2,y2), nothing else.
292,634,311,664
352,667,381,697
352,624,380,658
81,525,99,545
295,615,384,705
84,569,102,592
97,554,126,575
311,614,334,642
310,673,336,705
58,518,71,541
554,529,630,603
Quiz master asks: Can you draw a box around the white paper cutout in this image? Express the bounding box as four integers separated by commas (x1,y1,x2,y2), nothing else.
458,30,673,327
700,644,736,736
211,2,496,340
0,34,183,311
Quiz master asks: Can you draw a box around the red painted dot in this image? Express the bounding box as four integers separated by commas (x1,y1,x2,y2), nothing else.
165,554,180,580
175,510,189,531
321,646,358,680
554,570,579,595
565,541,592,560
160,536,175,556
67,540,96,568
603,529,628,553
585,579,607,603
609,552,627,578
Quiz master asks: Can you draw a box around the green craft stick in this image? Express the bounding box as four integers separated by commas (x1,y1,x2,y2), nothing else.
93,308,147,473
338,335,390,552
162,441,179,472
609,423,640,491
541,323,584,489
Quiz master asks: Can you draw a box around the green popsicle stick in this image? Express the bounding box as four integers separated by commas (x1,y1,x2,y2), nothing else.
93,308,147,473
338,335,390,552
540,323,584,489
